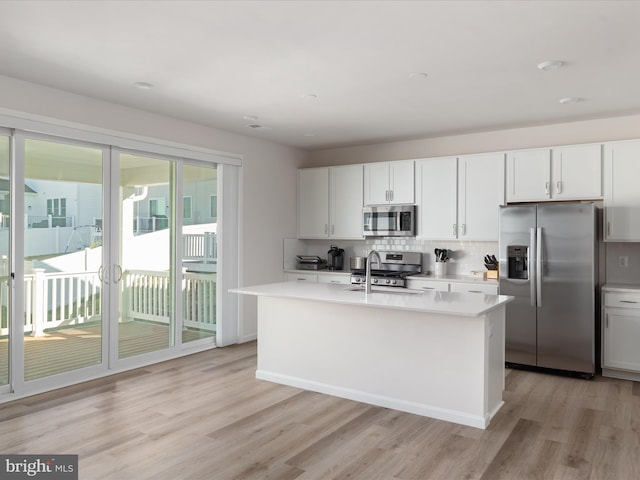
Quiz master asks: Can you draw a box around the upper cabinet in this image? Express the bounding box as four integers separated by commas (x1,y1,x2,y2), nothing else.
506,148,551,202
415,156,458,239
298,167,329,238
604,141,640,241
415,153,505,241
458,153,506,240
506,144,602,203
298,164,364,240
551,144,602,200
364,160,414,205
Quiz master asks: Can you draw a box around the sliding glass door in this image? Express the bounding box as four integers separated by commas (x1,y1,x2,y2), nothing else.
0,134,9,387
0,121,234,401
23,138,105,381
182,163,218,344
117,152,175,359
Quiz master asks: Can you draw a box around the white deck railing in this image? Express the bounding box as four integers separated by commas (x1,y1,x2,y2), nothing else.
0,269,217,336
183,232,217,262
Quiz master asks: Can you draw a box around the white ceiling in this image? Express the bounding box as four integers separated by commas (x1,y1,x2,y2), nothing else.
0,0,639,151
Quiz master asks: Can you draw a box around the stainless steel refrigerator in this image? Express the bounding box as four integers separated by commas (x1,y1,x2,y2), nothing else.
499,202,597,377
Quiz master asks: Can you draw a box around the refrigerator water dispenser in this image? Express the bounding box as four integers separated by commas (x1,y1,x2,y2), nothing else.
507,245,528,279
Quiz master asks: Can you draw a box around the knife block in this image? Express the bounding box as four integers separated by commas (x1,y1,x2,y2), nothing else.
486,269,498,279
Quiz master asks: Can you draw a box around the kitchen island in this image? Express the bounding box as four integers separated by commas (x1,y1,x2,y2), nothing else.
231,282,513,429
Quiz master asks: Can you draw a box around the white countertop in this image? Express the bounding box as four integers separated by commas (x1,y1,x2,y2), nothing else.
602,283,640,293
231,281,512,318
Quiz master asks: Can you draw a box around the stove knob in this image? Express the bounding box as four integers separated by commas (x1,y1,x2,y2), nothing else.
391,279,397,285
373,278,378,284
355,277,361,283
385,279,391,285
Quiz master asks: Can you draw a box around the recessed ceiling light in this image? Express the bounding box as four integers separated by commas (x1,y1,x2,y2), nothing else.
409,72,428,79
302,93,319,100
134,81,154,90
243,115,258,122
558,96,584,105
537,61,564,71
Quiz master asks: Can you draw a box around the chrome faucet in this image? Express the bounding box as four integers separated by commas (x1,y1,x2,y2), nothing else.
365,250,382,294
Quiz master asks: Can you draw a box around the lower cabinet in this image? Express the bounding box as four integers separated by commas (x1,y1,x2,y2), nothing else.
284,272,350,284
406,278,449,292
406,278,498,294
450,282,499,295
602,289,640,379
285,272,318,282
317,272,351,285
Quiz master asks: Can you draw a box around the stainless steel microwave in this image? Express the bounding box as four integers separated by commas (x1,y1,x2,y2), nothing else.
363,205,416,237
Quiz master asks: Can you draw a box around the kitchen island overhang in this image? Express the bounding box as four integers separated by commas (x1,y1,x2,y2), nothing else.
231,282,513,429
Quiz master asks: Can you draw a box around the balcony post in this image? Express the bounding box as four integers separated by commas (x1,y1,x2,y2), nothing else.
31,268,46,337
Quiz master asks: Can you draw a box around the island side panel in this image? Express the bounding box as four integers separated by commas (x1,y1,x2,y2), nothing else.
484,308,506,421
256,296,502,429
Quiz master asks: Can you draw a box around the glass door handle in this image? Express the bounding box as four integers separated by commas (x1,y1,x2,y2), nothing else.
113,265,122,283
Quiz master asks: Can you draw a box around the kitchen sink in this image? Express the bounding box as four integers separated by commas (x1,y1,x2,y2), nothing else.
345,286,424,295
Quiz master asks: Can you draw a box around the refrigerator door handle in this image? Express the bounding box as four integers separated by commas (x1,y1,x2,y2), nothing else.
529,227,536,307
536,227,543,307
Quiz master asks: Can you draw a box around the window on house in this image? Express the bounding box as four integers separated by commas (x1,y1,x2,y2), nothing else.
149,198,166,217
183,196,192,220
47,197,66,216
210,194,217,221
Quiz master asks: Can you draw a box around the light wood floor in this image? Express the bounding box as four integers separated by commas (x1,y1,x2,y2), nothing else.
0,341,639,479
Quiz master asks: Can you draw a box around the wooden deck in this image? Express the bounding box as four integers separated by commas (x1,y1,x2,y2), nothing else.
0,321,215,383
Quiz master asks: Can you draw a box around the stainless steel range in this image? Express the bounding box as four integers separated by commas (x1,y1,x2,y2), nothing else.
350,251,422,287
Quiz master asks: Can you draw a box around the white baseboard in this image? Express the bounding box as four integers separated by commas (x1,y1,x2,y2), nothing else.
256,369,489,429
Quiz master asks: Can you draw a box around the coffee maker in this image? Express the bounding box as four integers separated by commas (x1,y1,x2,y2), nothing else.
327,245,345,271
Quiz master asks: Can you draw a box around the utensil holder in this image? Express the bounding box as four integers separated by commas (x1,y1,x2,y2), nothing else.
435,261,447,277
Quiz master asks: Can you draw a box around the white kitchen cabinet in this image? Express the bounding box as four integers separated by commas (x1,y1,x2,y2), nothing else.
317,272,351,285
604,141,640,241
285,272,318,282
415,156,458,239
551,144,602,200
415,153,504,240
603,289,640,378
298,165,363,240
329,164,364,239
298,168,329,238
405,278,449,292
458,153,505,241
506,148,551,202
364,160,414,205
449,282,499,295
507,145,602,203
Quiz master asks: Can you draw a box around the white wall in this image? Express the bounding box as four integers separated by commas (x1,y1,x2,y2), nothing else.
0,74,306,342
305,114,640,166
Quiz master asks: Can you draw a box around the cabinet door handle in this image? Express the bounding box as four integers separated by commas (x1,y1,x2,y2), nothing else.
324,224,328,234
620,300,639,304
556,181,562,194
420,287,435,290
607,221,611,237
390,190,394,202
606,314,609,328
468,290,483,293
452,224,457,236
297,278,307,281
545,181,550,197
331,224,335,235
385,190,389,201
461,224,466,236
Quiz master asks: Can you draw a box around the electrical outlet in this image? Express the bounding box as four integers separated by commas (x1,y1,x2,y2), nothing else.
618,256,629,268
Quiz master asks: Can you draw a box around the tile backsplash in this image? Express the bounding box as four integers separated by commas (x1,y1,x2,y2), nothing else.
284,237,498,276
606,242,640,285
